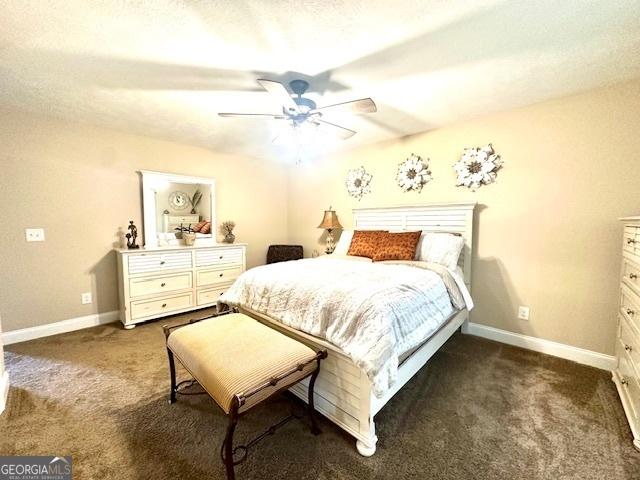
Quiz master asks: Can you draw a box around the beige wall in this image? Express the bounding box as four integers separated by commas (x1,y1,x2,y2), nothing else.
2,79,638,355
287,78,640,356
0,107,289,332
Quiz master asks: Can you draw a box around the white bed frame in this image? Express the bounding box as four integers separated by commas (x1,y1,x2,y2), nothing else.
242,202,476,456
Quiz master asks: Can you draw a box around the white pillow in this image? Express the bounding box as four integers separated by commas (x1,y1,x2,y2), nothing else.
333,230,354,255
415,232,464,270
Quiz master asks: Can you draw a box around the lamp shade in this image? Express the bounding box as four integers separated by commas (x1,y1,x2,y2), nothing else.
317,207,343,230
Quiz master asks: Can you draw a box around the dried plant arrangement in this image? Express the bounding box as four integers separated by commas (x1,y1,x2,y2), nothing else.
189,189,203,214
220,221,236,244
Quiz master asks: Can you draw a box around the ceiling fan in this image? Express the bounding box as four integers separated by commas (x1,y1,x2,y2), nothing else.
218,79,376,142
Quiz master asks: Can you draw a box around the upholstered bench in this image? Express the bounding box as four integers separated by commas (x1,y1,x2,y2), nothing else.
163,309,327,480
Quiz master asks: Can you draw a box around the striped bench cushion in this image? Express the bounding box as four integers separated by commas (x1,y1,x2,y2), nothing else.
167,313,318,413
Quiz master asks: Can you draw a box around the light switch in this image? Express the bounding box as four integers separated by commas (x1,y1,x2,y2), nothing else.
25,228,45,242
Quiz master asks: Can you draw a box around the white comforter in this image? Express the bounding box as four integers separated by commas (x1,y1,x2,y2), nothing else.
220,257,471,397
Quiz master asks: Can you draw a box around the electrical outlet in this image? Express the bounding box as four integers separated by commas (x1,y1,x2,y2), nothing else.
25,228,45,242
81,292,92,305
518,306,530,320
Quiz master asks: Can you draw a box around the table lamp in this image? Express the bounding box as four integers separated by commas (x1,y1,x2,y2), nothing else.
317,206,343,254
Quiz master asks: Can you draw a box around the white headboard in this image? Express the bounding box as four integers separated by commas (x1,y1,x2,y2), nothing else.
353,202,476,287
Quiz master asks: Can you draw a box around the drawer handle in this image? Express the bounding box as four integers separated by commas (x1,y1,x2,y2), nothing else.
219,273,224,277
625,344,633,352
160,283,166,287
219,255,224,260
219,292,224,296
161,303,167,308
627,308,635,316
160,261,166,265
621,377,629,386
630,273,638,280
628,238,637,245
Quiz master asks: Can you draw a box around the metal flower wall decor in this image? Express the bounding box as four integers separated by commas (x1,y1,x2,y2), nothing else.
346,166,372,200
397,154,432,193
454,143,503,191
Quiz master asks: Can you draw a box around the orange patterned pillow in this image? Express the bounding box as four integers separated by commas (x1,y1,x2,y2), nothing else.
347,230,388,259
372,231,422,262
200,222,212,234
192,221,207,233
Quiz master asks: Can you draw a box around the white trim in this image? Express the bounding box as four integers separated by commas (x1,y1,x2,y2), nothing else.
0,371,9,415
465,322,616,371
2,311,120,346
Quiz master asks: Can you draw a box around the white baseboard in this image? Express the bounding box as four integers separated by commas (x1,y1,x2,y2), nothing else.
2,311,120,346
465,322,616,371
0,371,9,415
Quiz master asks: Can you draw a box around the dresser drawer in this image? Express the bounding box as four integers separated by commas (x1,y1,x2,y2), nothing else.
617,340,640,421
623,226,640,258
197,286,228,306
129,272,192,298
195,248,243,267
620,314,640,371
622,257,640,296
620,284,640,331
196,265,243,287
128,251,192,275
130,293,193,320
167,214,199,225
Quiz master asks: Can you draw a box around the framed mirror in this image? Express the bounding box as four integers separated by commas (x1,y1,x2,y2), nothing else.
140,170,216,247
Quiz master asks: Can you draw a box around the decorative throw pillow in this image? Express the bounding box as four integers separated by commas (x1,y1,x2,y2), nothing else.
199,222,212,234
415,232,464,270
333,230,354,255
192,221,207,233
347,230,388,258
372,231,422,261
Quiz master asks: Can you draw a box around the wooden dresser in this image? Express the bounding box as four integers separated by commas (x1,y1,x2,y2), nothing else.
116,244,246,329
614,217,640,451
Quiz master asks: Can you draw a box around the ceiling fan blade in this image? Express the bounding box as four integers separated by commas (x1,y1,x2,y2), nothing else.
218,113,286,119
257,79,300,114
314,119,356,139
312,98,377,115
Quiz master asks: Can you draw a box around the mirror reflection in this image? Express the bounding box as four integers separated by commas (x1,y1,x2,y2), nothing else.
154,182,213,242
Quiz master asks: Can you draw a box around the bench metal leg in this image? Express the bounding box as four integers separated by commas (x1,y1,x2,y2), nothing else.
308,359,322,436
167,348,177,404
222,401,240,480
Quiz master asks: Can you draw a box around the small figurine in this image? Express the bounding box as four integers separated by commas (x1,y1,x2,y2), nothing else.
126,220,140,249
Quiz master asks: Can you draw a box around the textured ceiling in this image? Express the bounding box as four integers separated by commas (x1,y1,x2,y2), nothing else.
2,0,640,162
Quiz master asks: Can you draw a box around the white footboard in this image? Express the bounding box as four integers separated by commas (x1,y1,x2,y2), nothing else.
241,307,468,456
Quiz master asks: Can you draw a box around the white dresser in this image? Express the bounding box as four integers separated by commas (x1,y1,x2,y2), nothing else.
614,217,640,451
116,244,246,329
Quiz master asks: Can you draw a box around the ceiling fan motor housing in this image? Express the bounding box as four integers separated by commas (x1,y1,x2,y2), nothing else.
288,79,316,113
289,79,309,96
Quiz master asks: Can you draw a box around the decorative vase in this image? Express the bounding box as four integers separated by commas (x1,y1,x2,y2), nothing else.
183,232,197,246
223,233,235,244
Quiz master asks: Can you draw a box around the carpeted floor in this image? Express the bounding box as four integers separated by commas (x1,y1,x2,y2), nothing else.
2,311,639,479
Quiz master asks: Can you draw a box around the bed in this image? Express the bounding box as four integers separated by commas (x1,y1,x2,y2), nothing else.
221,202,476,456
